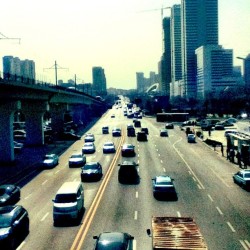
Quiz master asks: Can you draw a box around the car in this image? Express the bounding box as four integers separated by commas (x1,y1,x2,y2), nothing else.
0,205,29,249
141,127,148,134
121,144,135,157
81,162,103,181
118,161,140,184
127,124,135,137
137,131,147,141
14,141,23,153
82,142,96,154
0,185,21,206
69,152,86,168
102,126,109,134
13,130,26,141
187,133,196,143
233,169,250,190
165,123,174,129
160,128,168,137
224,129,238,137
58,131,81,140
42,154,59,168
103,142,116,153
134,120,141,128
152,175,178,200
112,128,121,137
84,133,95,142
93,232,134,250
111,114,115,118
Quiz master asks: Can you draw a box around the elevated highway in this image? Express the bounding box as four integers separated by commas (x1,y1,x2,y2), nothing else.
0,79,107,162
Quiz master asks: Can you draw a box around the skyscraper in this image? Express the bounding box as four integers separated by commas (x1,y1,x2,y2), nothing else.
92,66,107,96
181,0,218,99
170,4,182,97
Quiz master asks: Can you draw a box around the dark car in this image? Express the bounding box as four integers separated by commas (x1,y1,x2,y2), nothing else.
112,128,121,137
127,124,135,137
42,154,59,169
141,127,148,134
93,232,134,250
0,205,29,249
81,162,103,181
134,120,141,128
0,185,20,206
160,129,168,137
121,144,135,157
82,142,96,154
118,161,140,184
152,175,178,200
165,123,174,129
137,131,147,141
102,126,109,134
233,170,250,190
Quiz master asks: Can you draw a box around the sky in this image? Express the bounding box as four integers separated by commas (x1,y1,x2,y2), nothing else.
0,0,250,90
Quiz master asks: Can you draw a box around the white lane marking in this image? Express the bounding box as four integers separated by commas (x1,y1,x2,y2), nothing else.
138,154,139,157
227,221,236,232
197,184,202,189
177,211,181,217
135,191,138,198
42,180,48,185
16,241,26,250
24,194,32,200
163,168,166,172
192,177,196,182
207,194,214,202
55,170,61,174
134,211,138,220
41,212,49,222
133,240,137,250
216,206,223,215
137,148,140,152
137,159,140,164
160,160,163,164
156,148,159,151
240,240,250,250
173,139,205,189
158,154,160,157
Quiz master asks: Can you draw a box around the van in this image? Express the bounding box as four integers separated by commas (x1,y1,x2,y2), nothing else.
52,182,84,226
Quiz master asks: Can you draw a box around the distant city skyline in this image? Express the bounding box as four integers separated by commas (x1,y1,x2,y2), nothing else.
0,0,249,89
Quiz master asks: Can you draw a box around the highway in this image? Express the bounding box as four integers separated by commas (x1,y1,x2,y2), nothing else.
17,106,250,250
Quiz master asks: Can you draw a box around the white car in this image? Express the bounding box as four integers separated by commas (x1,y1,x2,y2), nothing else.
42,154,59,168
84,133,95,142
82,142,96,154
103,142,116,153
69,152,86,168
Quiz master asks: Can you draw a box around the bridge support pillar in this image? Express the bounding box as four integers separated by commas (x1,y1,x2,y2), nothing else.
0,101,21,162
50,103,69,133
22,101,49,146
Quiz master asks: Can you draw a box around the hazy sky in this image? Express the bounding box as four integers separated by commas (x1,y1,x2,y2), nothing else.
1,0,249,89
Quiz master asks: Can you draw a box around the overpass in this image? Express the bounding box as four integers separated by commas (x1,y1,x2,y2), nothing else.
0,79,107,162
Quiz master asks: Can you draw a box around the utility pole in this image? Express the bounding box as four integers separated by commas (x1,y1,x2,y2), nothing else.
0,32,21,44
44,61,68,86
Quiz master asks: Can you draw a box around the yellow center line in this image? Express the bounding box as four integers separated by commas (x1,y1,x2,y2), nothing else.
70,128,125,250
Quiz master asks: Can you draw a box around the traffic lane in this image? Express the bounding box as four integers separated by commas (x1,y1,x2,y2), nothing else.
16,124,124,249
166,130,250,249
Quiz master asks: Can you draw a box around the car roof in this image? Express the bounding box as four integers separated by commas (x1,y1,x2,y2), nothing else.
96,232,129,248
155,175,172,182
120,161,137,166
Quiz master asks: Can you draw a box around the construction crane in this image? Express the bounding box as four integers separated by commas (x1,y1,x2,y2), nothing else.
137,6,171,52
0,32,21,44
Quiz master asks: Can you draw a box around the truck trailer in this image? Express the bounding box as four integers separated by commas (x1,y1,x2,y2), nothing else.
147,216,208,250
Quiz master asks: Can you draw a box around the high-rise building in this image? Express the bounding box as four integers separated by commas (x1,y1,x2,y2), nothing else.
181,0,218,99
92,66,107,96
3,56,35,82
243,54,250,87
136,72,144,93
160,17,171,96
170,4,182,98
196,45,242,99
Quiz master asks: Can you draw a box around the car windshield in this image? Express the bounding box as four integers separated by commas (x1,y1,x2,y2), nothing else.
84,143,93,147
0,214,12,227
84,164,98,170
71,154,82,158
44,155,54,160
55,194,76,203
156,181,172,186
244,173,250,178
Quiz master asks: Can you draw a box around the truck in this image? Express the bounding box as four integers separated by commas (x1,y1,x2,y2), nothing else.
147,216,208,250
